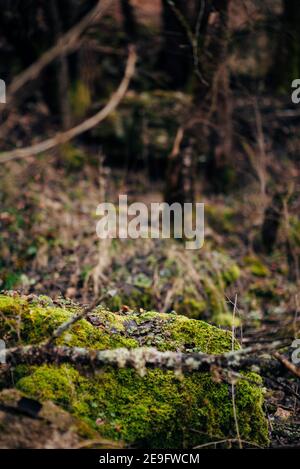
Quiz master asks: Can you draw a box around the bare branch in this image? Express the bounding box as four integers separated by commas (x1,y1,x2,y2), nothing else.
0,46,137,163
2,341,288,376
47,298,101,346
273,351,300,379
6,0,116,102
47,308,91,346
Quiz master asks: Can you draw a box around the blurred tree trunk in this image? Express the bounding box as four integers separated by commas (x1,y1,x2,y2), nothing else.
269,0,300,90
120,0,138,42
0,1,48,75
286,236,299,282
165,133,196,206
164,0,210,206
164,0,234,206
261,192,284,254
48,0,72,129
160,0,191,89
206,1,234,193
199,0,231,96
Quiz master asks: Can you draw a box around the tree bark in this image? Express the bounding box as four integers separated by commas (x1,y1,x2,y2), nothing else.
269,0,300,90
120,0,138,42
49,0,72,129
165,134,196,206
160,0,191,88
261,192,284,254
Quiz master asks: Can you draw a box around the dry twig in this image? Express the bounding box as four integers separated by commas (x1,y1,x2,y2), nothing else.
273,352,300,379
2,341,288,376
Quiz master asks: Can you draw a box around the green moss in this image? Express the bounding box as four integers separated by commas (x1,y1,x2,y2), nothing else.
103,243,241,325
289,216,300,247
107,287,155,313
206,205,235,234
200,261,241,327
202,278,227,321
59,143,87,171
17,364,268,448
70,81,91,119
0,294,137,349
165,314,238,353
0,294,269,448
145,251,234,327
249,280,279,300
222,264,241,284
92,91,190,164
244,256,270,277
175,296,207,319
17,365,79,407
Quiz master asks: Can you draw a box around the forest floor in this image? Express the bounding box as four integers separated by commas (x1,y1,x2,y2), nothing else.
0,154,299,448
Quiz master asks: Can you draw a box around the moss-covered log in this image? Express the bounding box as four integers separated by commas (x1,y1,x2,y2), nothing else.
0,293,269,448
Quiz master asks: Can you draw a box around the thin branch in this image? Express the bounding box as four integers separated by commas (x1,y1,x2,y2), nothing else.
47,307,91,346
2,341,288,376
166,0,207,85
193,0,206,83
0,46,137,163
294,294,299,339
231,293,238,352
6,0,115,102
194,438,263,449
231,293,242,449
273,352,300,379
47,296,105,345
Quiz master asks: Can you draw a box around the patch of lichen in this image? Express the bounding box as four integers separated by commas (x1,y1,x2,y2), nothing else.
0,293,269,448
109,310,239,353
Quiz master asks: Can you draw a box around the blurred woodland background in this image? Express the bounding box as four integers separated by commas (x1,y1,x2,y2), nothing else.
0,0,300,448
